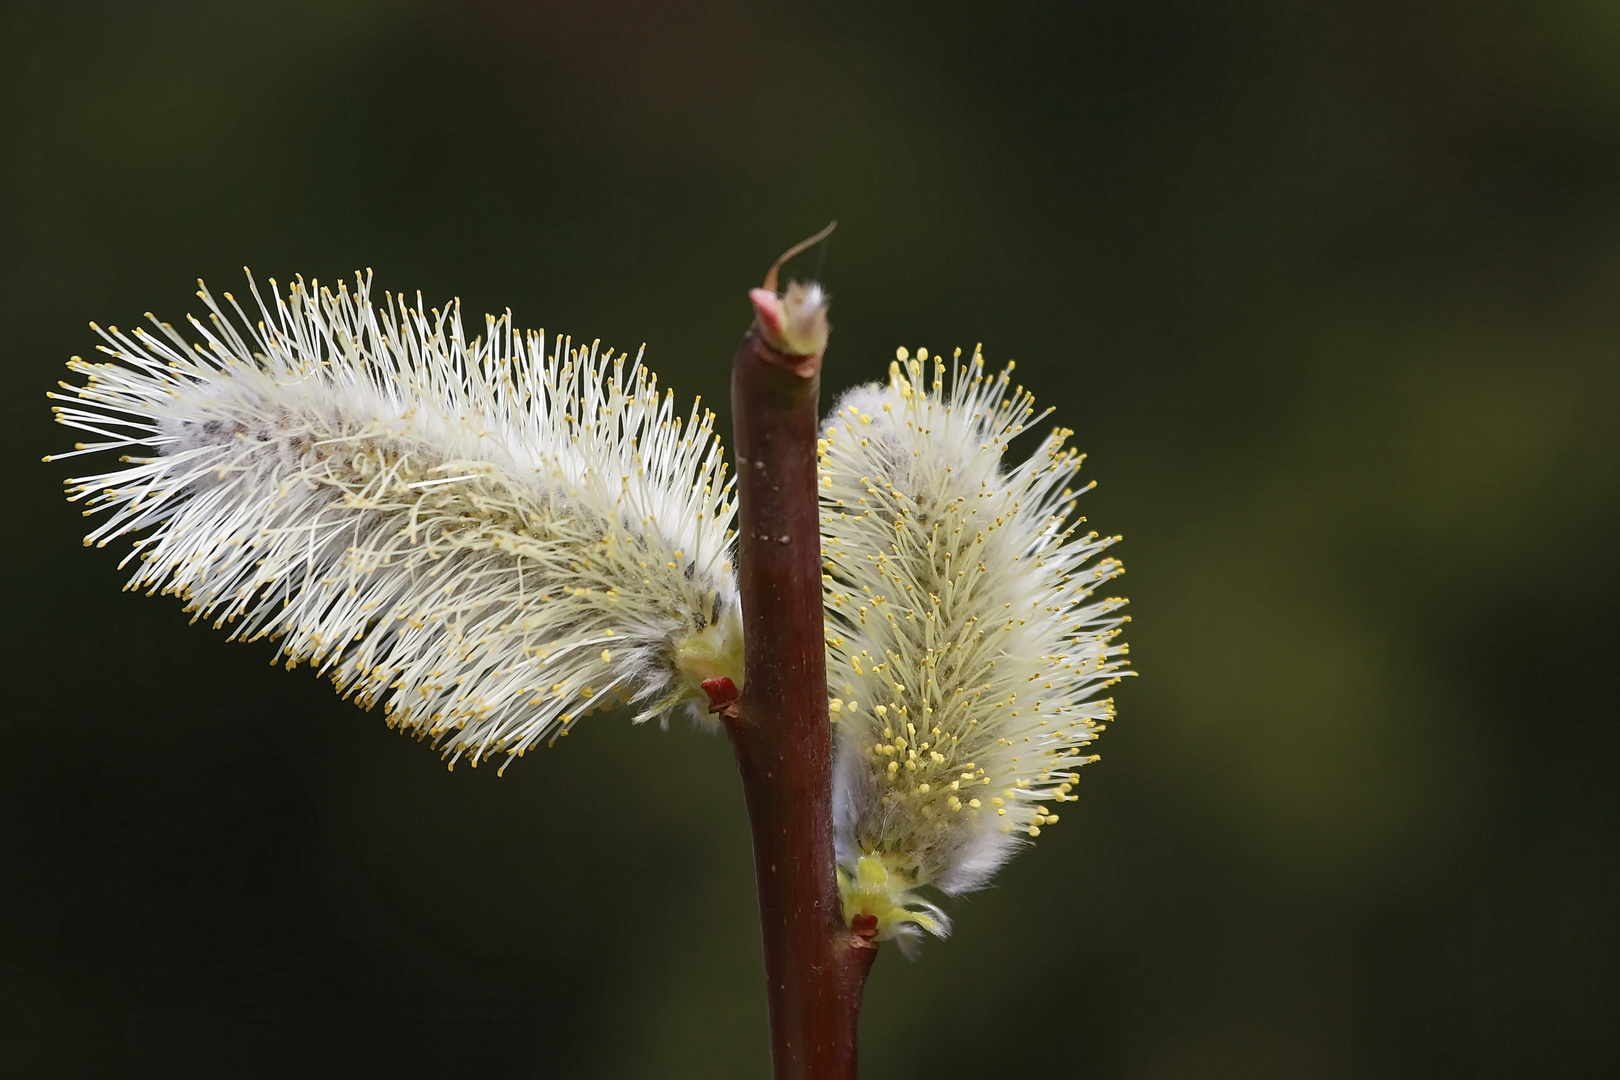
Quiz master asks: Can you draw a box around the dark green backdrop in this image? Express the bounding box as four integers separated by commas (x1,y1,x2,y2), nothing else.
4,2,1617,1077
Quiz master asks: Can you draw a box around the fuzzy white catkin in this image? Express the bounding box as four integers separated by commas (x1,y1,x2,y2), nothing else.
50,272,743,771
821,347,1131,948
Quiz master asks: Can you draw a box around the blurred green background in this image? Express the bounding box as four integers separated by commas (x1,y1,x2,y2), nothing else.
4,1,1618,1076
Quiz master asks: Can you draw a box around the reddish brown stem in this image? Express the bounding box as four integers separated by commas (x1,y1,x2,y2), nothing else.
726,325,876,1079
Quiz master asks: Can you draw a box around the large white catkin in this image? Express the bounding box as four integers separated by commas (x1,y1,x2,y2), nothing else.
821,348,1131,946
51,272,742,771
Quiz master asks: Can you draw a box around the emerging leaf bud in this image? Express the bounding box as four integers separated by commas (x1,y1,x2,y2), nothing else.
750,281,831,358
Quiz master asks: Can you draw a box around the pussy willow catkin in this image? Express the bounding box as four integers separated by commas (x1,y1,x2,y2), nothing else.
49,272,743,772
821,348,1130,951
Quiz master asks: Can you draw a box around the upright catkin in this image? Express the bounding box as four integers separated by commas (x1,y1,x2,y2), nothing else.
820,348,1131,950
